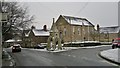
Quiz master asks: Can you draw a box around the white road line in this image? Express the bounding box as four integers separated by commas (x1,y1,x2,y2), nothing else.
68,55,71,56
72,55,76,58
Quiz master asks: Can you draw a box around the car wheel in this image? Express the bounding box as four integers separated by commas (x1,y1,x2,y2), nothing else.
12,51,15,53
112,46,115,49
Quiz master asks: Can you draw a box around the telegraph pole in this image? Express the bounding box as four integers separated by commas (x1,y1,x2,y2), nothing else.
0,11,2,68
0,0,8,67
0,1,2,67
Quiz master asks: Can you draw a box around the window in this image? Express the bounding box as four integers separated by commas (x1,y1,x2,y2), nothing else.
78,28,80,35
64,27,66,35
82,27,85,34
73,26,75,34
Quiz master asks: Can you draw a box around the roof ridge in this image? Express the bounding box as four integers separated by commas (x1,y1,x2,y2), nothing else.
61,15,94,26
62,15,86,20
100,26,120,28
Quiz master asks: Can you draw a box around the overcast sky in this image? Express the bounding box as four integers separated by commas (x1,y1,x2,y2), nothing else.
21,2,118,29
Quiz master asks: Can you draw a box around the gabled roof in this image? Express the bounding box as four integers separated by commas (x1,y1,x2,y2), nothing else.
61,15,94,26
23,29,31,37
24,29,50,37
100,26,120,33
32,29,50,36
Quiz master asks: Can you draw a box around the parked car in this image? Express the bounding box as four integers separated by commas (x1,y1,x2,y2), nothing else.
12,44,21,52
112,38,120,49
34,44,46,49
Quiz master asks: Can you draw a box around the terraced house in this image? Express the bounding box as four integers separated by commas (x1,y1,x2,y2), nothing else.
100,26,120,42
52,15,97,43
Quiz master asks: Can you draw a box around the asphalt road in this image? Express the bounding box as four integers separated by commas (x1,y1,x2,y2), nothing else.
5,45,118,67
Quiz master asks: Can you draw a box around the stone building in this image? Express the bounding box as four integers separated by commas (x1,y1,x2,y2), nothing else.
22,25,50,47
100,26,120,42
51,15,96,43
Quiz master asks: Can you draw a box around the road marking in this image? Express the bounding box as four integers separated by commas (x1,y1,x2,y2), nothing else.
72,55,76,58
68,55,71,56
61,53,76,58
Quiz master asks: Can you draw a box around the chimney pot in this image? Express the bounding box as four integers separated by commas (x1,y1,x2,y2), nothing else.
43,25,47,31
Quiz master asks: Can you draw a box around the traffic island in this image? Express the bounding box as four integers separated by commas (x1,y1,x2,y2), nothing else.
64,41,101,47
99,48,120,65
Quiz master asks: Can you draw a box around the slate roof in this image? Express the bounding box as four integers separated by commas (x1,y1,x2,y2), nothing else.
100,26,120,33
24,29,50,37
61,15,94,26
32,29,50,36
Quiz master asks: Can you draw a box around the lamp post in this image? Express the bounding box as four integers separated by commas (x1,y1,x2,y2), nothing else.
0,1,8,67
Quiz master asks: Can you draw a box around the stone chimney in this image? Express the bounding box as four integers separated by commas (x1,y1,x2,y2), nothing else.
53,18,55,24
43,25,47,31
97,24,100,32
31,25,35,30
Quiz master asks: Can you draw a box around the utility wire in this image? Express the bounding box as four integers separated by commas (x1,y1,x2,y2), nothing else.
74,2,88,16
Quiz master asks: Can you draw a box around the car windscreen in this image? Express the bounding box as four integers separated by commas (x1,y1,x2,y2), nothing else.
13,46,20,48
114,40,120,43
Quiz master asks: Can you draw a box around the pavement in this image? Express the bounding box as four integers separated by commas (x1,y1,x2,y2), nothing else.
99,48,120,65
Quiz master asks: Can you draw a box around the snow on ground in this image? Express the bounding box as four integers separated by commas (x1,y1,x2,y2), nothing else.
29,45,110,53
100,48,119,62
7,44,111,53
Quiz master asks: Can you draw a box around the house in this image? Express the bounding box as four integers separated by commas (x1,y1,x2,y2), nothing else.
51,15,96,43
100,26,120,42
22,25,50,47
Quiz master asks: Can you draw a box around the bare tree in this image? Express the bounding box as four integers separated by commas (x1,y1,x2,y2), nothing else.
90,30,99,41
2,2,34,41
